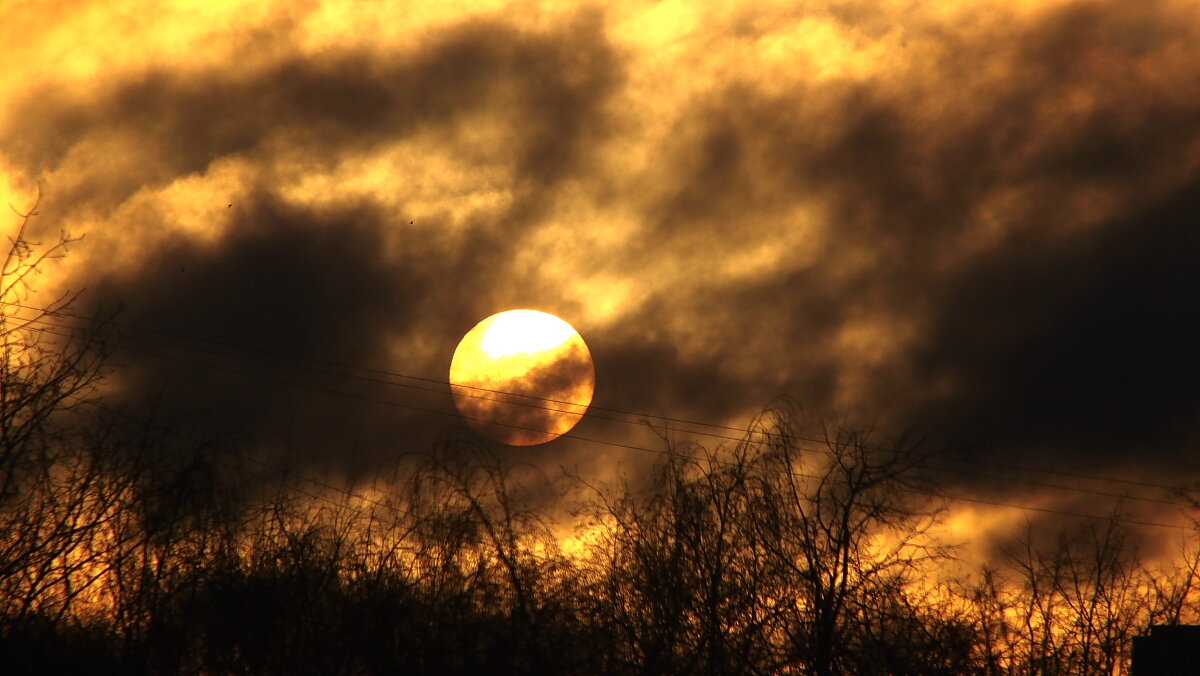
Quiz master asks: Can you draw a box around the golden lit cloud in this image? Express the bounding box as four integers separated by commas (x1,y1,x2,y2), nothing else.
3,0,1200,553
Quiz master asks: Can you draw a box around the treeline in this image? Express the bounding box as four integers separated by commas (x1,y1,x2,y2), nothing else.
4,199,1200,674
4,400,1200,675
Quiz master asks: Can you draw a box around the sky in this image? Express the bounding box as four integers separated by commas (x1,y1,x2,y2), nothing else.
2,0,1199,538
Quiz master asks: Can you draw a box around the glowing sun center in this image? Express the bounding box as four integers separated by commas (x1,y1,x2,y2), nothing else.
480,311,576,358
450,310,595,446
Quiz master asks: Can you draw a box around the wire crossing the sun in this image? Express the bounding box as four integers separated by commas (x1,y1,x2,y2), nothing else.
6,302,1184,490
5,302,1196,531
70,367,1197,536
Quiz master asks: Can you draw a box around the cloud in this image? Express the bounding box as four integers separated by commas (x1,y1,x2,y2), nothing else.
3,10,619,210
0,8,623,469
592,0,1200,472
2,0,1199,514
88,190,432,458
908,181,1200,464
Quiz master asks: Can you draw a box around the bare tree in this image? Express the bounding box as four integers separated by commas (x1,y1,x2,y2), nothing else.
748,412,958,675
0,186,108,498
0,187,112,620
583,433,772,675
402,431,582,674
962,509,1180,675
580,406,960,676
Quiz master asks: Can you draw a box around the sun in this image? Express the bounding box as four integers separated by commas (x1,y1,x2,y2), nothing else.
449,310,595,446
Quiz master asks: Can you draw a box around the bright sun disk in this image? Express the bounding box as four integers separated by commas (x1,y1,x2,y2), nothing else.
450,309,595,446
480,309,576,358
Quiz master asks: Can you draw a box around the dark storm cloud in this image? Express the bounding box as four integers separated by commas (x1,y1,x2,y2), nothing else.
91,191,435,459
597,0,1200,474
909,181,1200,466
872,1,1200,466
590,282,843,425
5,0,1199,492
593,339,793,427
2,10,624,470
97,192,416,363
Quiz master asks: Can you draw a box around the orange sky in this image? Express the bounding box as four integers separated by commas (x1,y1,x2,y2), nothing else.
3,0,1200,549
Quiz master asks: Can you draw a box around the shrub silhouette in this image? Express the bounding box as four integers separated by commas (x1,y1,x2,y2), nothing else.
3,193,1200,674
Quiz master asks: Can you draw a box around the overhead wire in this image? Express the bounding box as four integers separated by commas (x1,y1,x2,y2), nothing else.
12,304,1192,501
3,302,766,433
16,306,1197,516
11,301,1185,495
135,412,1200,535
7,305,1195,531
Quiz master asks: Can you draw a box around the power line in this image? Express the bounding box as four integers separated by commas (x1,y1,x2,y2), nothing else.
32,322,679,458
4,302,757,433
14,308,1194,520
922,462,1185,508
24,321,1191,532
11,304,1192,503
54,306,1185,493
9,305,740,440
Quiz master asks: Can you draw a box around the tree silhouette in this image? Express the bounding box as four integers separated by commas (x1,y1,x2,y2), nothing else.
580,407,967,675
5,191,1200,674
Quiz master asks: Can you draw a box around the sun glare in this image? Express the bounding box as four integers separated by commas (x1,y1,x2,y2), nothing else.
480,309,577,358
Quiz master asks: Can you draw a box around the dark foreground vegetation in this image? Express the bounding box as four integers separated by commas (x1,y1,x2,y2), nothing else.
5,199,1200,675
